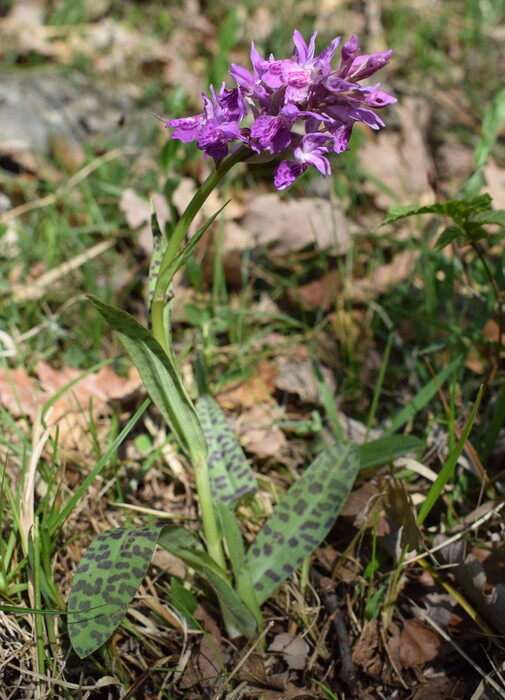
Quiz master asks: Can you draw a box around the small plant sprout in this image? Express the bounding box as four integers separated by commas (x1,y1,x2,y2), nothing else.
67,30,396,658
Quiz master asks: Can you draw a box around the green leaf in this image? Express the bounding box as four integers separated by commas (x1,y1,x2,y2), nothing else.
435,224,466,250
215,501,245,580
157,525,227,577
383,355,462,436
245,443,360,605
68,527,162,658
359,435,423,471
381,195,493,226
148,206,167,320
158,523,258,637
469,209,505,227
169,577,199,629
203,565,258,638
196,394,257,506
88,296,207,462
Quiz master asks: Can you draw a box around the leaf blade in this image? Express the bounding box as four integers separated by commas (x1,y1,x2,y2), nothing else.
68,527,161,658
245,443,360,605
88,296,207,461
196,394,257,506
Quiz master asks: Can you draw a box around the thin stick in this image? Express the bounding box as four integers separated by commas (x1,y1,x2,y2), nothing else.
211,621,274,700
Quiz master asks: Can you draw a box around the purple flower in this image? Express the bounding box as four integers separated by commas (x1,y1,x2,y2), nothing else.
274,132,332,189
165,83,250,161
165,28,396,188
250,104,299,153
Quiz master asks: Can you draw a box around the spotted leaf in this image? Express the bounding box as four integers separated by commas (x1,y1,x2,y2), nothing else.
196,394,257,506
68,527,162,658
245,443,360,604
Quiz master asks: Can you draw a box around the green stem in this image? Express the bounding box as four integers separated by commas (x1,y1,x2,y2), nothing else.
192,452,227,572
150,146,253,572
151,145,251,351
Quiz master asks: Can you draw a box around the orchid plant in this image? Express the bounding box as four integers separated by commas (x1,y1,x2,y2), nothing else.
67,30,397,658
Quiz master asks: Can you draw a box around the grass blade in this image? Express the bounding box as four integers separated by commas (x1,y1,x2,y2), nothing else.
416,386,483,526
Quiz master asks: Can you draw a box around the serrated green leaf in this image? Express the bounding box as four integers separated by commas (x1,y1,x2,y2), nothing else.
359,435,423,471
68,527,162,658
245,443,360,605
469,209,505,227
435,224,466,250
88,296,207,462
381,194,493,226
196,394,257,506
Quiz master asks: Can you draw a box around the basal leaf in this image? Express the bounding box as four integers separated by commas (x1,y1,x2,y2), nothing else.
196,394,257,506
68,527,162,658
88,296,207,462
157,524,227,577
158,522,258,638
245,443,360,605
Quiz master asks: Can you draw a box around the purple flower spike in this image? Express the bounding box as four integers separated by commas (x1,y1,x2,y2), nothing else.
165,27,396,188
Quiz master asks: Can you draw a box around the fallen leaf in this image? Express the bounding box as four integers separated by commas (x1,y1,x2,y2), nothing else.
484,158,505,210
268,632,310,670
359,98,434,208
352,619,382,678
238,193,349,255
274,357,336,404
348,249,418,303
218,363,277,410
398,619,441,668
236,403,287,459
0,366,48,420
434,536,505,635
119,188,170,255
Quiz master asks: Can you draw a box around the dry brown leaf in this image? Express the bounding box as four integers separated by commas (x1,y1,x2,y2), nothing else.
0,366,47,420
268,632,310,670
238,193,349,255
236,403,287,459
274,357,335,404
398,619,441,669
382,477,423,552
358,98,434,208
484,158,505,210
352,619,383,678
218,363,277,410
37,362,140,421
348,249,417,303
434,536,505,635
119,188,170,255
8,0,45,26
